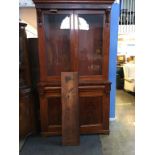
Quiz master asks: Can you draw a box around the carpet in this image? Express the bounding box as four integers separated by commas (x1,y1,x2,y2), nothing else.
20,135,103,155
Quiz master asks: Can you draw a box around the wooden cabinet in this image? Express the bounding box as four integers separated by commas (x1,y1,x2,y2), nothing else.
32,0,114,135
19,22,36,138
19,88,34,138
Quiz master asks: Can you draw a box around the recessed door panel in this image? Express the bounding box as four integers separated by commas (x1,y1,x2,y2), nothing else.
77,13,104,76
80,96,103,125
43,12,72,76
48,97,62,126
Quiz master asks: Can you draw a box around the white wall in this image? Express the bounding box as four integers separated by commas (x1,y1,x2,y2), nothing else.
117,31,135,57
19,7,38,38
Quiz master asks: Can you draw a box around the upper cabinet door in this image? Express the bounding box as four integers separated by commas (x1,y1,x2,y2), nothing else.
42,11,73,78
75,11,105,77
39,10,108,83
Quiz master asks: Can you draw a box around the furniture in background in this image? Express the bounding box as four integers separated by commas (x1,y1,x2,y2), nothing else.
32,0,114,136
127,56,135,63
117,55,126,65
123,63,135,92
19,22,36,138
116,65,124,89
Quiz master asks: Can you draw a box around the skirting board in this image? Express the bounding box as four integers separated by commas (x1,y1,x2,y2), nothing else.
109,117,117,121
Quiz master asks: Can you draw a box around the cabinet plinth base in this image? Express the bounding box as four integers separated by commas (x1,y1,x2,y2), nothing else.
41,130,109,137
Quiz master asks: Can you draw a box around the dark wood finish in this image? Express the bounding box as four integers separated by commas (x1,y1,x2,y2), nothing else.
19,22,36,138
33,0,114,4
19,23,31,87
27,39,40,89
103,9,111,80
37,82,110,136
33,0,114,136
27,38,41,133
35,4,112,9
75,11,104,76
61,72,79,145
19,88,32,138
36,10,111,84
43,11,72,76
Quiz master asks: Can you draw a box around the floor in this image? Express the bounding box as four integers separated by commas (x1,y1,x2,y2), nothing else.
100,90,135,155
19,139,25,151
20,135,103,155
20,90,135,155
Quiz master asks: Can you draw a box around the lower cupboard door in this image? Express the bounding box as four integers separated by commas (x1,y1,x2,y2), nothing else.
40,88,109,135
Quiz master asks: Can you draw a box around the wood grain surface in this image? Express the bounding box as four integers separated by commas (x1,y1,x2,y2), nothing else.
61,72,80,145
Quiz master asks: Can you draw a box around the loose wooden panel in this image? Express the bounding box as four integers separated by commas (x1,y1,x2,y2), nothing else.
61,72,80,145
